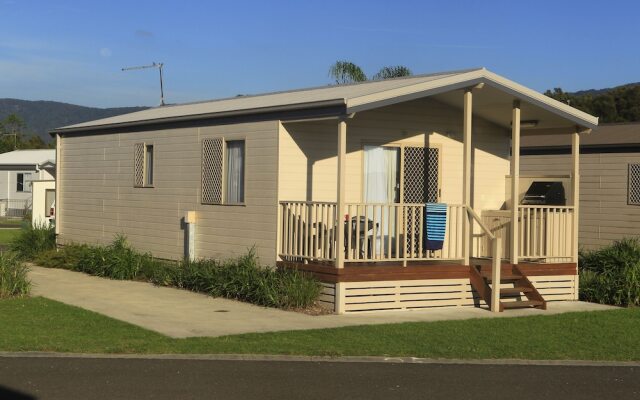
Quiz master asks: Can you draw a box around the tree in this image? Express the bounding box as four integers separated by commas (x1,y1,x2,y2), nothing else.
0,113,51,152
328,61,412,84
328,61,368,84
544,85,640,123
0,114,25,151
372,65,412,80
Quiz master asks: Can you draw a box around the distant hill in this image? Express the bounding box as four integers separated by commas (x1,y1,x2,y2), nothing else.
545,82,640,123
0,99,148,142
571,82,640,97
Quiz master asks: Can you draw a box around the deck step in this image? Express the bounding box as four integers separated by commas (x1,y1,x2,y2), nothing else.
501,300,544,309
486,274,522,282
500,287,532,295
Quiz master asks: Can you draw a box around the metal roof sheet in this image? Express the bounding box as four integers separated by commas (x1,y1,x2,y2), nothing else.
54,68,599,133
0,149,56,166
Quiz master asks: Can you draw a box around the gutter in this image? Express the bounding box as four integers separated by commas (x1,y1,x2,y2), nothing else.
50,99,347,136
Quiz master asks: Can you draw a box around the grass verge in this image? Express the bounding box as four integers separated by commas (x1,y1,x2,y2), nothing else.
0,229,21,246
0,297,638,361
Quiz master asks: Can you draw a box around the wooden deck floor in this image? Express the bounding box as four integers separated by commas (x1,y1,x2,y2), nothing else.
277,259,577,283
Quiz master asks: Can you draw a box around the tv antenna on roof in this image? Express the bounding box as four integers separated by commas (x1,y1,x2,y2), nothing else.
122,62,165,106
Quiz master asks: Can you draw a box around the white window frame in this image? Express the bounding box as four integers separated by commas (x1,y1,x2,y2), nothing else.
223,140,246,205
201,137,246,206
134,142,155,188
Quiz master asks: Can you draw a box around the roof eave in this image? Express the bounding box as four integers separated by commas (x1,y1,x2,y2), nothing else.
481,70,599,129
52,98,347,135
346,69,599,130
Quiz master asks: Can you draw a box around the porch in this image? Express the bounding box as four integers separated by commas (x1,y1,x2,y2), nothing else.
275,78,588,314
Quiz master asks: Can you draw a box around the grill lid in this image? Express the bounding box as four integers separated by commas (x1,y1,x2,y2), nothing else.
521,181,566,205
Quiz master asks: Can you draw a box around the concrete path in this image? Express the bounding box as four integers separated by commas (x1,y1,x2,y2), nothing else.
28,266,617,338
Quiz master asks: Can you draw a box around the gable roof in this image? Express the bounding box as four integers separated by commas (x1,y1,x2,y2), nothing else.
0,149,56,167
53,68,598,134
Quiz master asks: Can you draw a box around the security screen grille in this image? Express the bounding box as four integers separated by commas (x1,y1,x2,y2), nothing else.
403,146,439,203
629,163,640,205
202,138,224,204
402,146,440,255
134,143,145,187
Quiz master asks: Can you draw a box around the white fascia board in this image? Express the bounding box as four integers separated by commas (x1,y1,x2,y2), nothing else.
346,69,599,129
346,69,485,113
481,70,599,129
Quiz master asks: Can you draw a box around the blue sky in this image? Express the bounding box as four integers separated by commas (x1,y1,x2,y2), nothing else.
1,0,639,108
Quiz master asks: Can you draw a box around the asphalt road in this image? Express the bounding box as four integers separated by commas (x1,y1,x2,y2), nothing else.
0,356,638,400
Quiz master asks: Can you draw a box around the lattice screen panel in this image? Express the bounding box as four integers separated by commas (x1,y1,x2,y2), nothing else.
202,138,224,204
402,146,440,256
629,163,640,205
134,143,145,187
403,146,439,203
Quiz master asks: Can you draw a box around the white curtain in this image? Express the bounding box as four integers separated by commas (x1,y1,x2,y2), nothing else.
364,146,398,255
225,141,245,203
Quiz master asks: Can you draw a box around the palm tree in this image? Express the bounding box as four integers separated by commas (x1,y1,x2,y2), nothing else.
329,61,412,84
328,61,368,84
372,65,412,80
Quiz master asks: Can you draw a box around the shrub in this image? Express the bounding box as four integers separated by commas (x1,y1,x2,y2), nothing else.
34,244,92,270
579,238,640,307
0,253,30,298
74,235,163,280
9,223,56,260
149,250,321,309
184,250,322,309
30,235,322,310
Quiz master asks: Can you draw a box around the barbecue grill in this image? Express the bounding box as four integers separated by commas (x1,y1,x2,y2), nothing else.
521,181,566,206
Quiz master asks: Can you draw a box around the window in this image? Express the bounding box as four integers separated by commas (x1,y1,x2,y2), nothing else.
45,189,55,217
629,163,640,205
134,143,154,187
16,173,31,193
224,140,245,204
145,144,154,186
201,138,244,205
16,173,24,192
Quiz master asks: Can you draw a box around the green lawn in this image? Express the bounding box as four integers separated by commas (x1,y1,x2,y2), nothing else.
1,297,638,360
0,228,21,245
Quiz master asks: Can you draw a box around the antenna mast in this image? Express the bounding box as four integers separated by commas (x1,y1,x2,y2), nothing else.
121,62,165,106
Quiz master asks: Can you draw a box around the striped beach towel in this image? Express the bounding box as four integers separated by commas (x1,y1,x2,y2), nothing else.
425,203,447,250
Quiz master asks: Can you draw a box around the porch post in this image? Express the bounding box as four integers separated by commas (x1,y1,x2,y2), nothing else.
510,100,521,265
462,89,472,265
335,119,347,269
571,129,580,264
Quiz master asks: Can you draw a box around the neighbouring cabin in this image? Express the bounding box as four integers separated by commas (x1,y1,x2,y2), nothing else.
0,149,56,219
52,68,598,314
521,122,640,250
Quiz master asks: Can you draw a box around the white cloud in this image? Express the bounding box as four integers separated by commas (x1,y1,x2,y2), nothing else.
99,47,112,58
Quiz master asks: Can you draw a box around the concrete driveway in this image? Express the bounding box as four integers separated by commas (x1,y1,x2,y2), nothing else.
28,266,616,338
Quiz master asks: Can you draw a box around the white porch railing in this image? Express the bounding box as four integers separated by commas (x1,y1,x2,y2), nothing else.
278,201,465,263
481,206,575,262
280,201,338,262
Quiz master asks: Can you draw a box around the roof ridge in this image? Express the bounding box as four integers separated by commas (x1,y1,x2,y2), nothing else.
154,67,486,110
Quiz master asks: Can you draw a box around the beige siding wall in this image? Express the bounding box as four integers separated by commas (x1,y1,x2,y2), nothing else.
278,97,511,214
58,121,279,262
521,151,640,250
